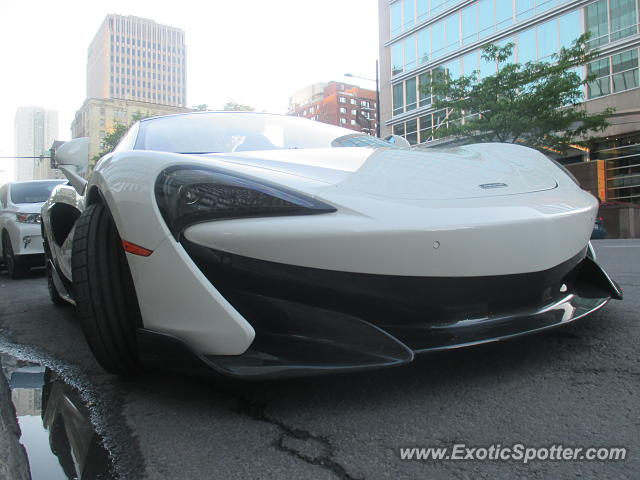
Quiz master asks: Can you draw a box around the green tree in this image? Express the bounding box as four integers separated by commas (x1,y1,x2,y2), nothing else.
428,34,612,152
192,104,209,111
222,100,255,111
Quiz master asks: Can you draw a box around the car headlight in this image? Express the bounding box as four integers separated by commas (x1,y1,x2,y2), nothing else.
16,213,41,224
155,166,337,239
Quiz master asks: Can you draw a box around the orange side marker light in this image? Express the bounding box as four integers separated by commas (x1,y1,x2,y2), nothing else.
122,240,153,257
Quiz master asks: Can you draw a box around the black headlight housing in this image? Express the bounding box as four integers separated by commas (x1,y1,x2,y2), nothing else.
155,166,337,239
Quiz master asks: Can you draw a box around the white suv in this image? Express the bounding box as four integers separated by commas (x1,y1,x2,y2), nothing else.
0,180,66,278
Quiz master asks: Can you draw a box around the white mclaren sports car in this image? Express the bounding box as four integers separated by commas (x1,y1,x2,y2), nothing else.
42,112,622,378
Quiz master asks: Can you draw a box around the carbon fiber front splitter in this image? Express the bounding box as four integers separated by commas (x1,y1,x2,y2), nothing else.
135,253,622,379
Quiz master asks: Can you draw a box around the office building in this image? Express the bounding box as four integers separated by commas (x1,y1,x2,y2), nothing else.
378,0,640,204
87,14,186,107
14,106,59,181
289,81,378,134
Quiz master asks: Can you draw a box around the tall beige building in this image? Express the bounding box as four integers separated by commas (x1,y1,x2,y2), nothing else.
14,106,59,181
87,14,186,107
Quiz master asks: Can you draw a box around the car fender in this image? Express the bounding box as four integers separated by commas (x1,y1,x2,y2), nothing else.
87,151,257,355
42,183,85,281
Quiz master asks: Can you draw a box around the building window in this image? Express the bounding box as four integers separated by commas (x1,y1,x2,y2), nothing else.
610,0,638,41
586,0,638,47
419,115,433,143
339,107,347,114
406,77,417,111
351,119,357,126
351,109,357,115
339,96,346,103
340,117,347,124
612,49,639,93
393,83,404,115
391,1,403,37
405,35,417,71
588,57,612,98
444,12,460,54
392,42,404,76
406,119,418,145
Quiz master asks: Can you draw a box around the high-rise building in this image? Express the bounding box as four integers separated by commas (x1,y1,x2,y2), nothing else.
87,14,186,107
289,81,378,134
378,0,640,203
14,106,59,181
74,15,191,164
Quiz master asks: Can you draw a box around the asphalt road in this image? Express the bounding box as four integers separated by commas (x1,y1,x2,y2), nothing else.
0,239,638,479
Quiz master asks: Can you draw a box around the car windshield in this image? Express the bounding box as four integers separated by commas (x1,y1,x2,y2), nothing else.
10,181,65,204
134,112,389,153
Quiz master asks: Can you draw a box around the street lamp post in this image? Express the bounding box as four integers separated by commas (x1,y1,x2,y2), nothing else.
345,61,381,138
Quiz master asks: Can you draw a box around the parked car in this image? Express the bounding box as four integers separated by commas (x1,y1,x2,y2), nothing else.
42,112,622,378
0,179,65,278
591,216,607,239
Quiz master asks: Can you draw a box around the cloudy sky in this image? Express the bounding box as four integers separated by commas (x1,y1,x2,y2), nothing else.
0,0,379,182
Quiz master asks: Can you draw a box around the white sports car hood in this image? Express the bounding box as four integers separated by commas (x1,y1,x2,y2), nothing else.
212,142,558,200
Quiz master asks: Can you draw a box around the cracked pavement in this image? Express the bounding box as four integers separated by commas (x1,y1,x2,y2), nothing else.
0,239,638,479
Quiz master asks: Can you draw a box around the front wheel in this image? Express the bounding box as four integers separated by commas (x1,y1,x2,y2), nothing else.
72,203,143,375
2,233,28,279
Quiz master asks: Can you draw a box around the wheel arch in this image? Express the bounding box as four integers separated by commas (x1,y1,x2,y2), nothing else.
85,185,103,206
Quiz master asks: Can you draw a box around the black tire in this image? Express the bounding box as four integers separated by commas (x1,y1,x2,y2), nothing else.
72,203,143,375
2,232,28,279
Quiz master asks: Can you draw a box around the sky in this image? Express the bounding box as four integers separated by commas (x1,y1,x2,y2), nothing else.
0,0,379,183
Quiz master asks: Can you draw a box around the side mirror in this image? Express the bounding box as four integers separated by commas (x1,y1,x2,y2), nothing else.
383,135,411,147
53,137,89,194
54,137,89,173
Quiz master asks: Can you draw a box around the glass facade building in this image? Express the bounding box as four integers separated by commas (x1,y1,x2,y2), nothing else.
379,0,640,203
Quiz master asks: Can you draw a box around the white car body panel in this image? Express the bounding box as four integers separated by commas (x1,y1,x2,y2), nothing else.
40,113,615,365
92,144,596,277
77,142,596,353
125,237,255,354
184,190,596,277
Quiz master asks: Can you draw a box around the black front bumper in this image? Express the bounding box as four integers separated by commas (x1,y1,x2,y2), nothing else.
137,242,622,379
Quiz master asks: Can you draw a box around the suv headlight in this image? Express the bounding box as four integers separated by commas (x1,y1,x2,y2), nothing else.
16,213,41,224
155,166,337,239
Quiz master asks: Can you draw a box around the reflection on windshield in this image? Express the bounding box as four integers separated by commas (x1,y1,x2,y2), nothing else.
331,134,393,148
134,112,377,154
1,353,115,479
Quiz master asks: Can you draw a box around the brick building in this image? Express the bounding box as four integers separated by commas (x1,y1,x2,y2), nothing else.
289,81,378,135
